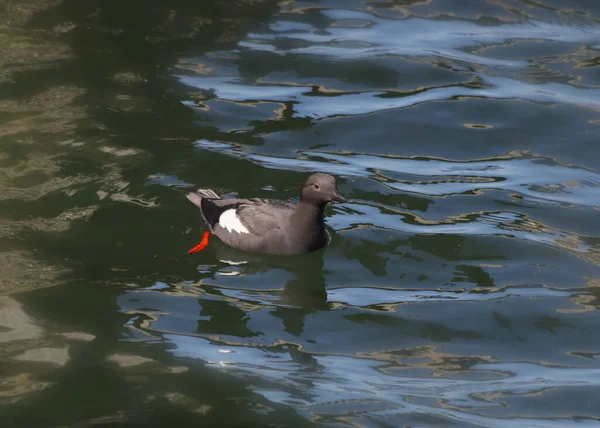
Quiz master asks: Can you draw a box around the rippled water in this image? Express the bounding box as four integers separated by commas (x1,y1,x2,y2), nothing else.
2,0,600,426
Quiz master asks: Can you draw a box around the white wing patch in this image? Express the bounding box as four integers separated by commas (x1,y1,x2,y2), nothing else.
219,209,250,234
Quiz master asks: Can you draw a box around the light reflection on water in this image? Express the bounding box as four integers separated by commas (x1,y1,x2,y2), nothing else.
243,9,600,64
118,279,600,426
155,2,600,425
177,74,600,119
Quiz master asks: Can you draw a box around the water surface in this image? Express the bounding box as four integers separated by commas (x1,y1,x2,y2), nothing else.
1,0,600,426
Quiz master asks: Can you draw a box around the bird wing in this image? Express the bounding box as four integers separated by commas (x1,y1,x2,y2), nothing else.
234,199,295,236
194,196,295,236
198,198,240,231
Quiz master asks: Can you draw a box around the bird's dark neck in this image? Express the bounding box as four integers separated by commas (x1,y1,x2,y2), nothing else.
293,198,325,221
290,199,327,248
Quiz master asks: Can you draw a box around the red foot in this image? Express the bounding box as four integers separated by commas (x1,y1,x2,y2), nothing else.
188,231,210,254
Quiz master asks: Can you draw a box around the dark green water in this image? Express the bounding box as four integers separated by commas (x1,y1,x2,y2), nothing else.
1,0,600,426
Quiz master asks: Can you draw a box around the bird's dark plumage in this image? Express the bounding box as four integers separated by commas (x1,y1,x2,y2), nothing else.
186,173,345,255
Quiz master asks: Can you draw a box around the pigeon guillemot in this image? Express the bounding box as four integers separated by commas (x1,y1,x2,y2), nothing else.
186,173,346,255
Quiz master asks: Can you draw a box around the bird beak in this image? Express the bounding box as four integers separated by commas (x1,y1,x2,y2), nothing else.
331,191,347,203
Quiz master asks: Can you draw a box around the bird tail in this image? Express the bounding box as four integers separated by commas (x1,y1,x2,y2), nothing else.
194,189,220,199
186,188,220,209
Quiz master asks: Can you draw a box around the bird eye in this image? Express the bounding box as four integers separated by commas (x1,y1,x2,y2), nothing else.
313,183,320,191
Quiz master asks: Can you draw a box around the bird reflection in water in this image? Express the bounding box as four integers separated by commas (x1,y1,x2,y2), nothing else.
212,244,329,336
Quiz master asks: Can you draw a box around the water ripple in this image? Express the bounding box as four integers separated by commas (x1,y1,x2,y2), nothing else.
163,334,600,426
307,151,600,207
178,74,600,119
243,10,600,66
